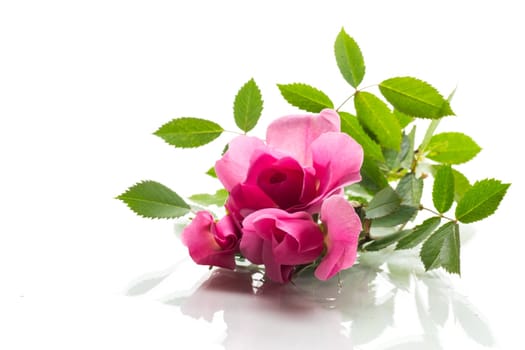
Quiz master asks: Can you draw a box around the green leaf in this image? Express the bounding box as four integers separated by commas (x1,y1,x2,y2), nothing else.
365,186,401,219
154,118,223,148
420,222,460,274
400,126,416,169
394,109,414,129
206,166,217,178
371,206,418,227
117,181,190,219
360,157,389,194
455,179,510,223
277,83,333,113
384,130,414,170
379,77,454,119
396,217,441,250
364,230,410,251
334,28,365,88
189,189,228,207
396,173,423,207
452,168,471,202
433,165,455,213
426,132,481,164
354,92,402,150
233,78,263,132
339,111,384,162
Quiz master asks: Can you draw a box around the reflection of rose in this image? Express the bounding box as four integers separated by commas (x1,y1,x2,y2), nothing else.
215,109,363,222
178,268,354,350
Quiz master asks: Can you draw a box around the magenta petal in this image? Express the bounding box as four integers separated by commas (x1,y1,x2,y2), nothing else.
266,109,341,165
182,212,237,270
262,240,293,283
239,229,265,264
311,132,363,196
213,215,239,250
246,155,305,210
215,136,266,191
241,208,323,282
226,183,277,223
272,213,324,265
314,196,362,280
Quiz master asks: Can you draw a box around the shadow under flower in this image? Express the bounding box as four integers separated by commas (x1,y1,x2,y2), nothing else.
126,248,494,350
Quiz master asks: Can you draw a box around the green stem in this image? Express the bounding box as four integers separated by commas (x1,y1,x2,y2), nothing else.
335,84,378,111
335,90,358,111
419,119,441,153
420,205,457,223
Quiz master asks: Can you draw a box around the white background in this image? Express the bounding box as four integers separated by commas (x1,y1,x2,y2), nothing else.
1,1,523,349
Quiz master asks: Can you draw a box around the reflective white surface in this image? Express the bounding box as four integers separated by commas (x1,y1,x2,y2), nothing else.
1,1,524,349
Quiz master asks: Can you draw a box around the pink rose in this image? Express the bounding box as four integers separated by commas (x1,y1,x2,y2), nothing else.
240,209,324,283
315,196,362,280
215,109,363,222
182,212,240,269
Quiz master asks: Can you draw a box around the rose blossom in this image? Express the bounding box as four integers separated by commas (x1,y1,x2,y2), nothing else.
215,109,363,222
240,209,324,283
182,212,239,269
315,195,362,280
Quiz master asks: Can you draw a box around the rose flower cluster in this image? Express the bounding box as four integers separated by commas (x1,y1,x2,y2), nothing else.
182,109,364,283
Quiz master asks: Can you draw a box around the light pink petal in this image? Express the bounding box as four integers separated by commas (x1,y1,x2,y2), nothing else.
215,136,266,191
266,109,341,165
314,245,348,281
314,196,362,280
310,132,363,197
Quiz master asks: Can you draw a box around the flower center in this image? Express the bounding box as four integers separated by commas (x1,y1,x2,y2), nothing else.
269,171,287,184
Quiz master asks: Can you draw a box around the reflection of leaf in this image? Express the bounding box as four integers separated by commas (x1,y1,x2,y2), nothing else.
125,263,182,296
414,282,441,340
452,295,495,346
379,338,441,350
350,290,396,345
424,276,450,326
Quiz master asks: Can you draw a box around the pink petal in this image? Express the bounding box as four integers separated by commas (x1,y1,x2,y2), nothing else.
215,136,266,191
314,245,348,281
266,109,341,166
272,213,324,264
245,155,305,210
213,215,239,250
239,228,265,264
262,240,294,283
226,183,277,223
314,196,362,280
182,212,237,270
310,132,363,197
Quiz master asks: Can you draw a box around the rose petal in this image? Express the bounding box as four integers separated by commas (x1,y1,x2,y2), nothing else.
266,109,341,165
245,155,305,210
215,136,266,191
314,196,361,280
182,212,237,270
262,240,294,283
311,132,363,198
226,183,277,223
